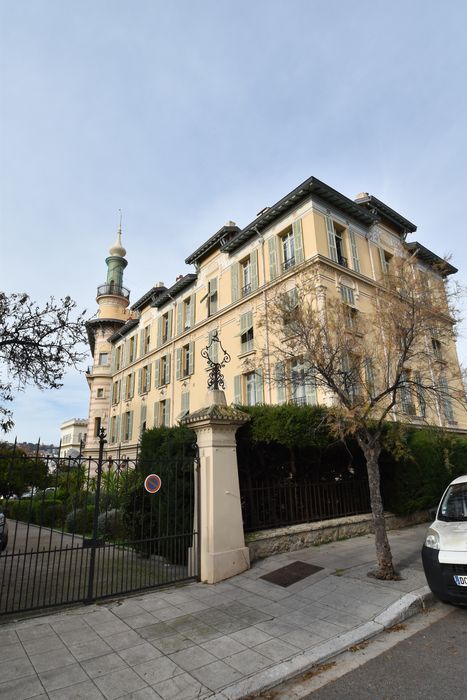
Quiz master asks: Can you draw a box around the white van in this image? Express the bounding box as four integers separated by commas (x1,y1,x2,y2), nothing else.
422,475,467,605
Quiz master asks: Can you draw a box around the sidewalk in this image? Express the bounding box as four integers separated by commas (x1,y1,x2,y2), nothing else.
0,523,432,700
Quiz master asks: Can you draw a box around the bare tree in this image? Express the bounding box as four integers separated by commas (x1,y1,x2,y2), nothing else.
262,257,466,579
0,293,87,432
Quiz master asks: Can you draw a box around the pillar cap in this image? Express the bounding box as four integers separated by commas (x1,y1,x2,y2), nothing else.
180,402,250,427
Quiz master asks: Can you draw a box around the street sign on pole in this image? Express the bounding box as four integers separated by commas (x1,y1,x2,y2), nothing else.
144,474,162,494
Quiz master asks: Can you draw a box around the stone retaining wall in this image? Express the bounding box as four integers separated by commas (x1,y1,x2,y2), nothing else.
245,510,432,562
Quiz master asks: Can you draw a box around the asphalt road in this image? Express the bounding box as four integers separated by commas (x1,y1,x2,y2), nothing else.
297,606,467,700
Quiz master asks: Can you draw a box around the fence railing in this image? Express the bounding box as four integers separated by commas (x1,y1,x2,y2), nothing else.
241,478,371,532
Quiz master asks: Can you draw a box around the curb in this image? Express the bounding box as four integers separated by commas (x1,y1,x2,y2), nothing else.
211,586,435,700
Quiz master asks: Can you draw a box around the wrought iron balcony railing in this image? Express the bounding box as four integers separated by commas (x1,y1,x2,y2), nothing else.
97,283,130,299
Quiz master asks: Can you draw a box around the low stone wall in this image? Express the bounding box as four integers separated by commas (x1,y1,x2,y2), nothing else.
245,510,432,562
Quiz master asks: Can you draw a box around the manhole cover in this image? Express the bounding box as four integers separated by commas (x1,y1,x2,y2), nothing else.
260,560,323,587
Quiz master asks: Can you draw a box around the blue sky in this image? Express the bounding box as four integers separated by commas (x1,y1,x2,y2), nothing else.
1,0,466,444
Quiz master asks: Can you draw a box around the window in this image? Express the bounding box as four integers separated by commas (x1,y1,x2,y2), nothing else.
208,278,218,316
281,230,295,271
176,294,196,334
94,417,101,438
122,411,133,441
325,217,348,267
340,284,355,306
128,335,137,363
138,364,151,394
268,219,304,280
275,360,317,405
176,343,195,379
231,250,259,301
399,371,416,415
240,311,254,354
155,399,171,427
140,405,147,435
378,248,392,275
431,337,443,361
241,258,252,296
234,370,264,406
97,387,104,398
341,354,361,403
161,313,170,344
98,352,109,366
282,288,299,332
110,415,120,444
111,380,121,405
115,346,122,370
439,376,455,422
124,373,135,400
155,354,171,387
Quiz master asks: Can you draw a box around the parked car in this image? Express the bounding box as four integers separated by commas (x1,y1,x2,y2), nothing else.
422,475,467,606
0,509,8,551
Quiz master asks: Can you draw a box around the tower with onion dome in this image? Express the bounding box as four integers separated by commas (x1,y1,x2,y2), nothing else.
84,222,132,458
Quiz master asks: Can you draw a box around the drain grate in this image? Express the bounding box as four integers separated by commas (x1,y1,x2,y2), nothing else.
260,560,324,587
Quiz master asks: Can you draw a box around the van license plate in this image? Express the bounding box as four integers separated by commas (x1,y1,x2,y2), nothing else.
453,575,467,586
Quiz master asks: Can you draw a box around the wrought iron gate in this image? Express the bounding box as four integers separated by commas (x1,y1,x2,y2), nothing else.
0,430,199,615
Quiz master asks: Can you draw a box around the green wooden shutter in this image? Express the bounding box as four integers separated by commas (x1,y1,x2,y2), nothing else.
154,359,160,388
156,318,163,348
209,278,218,314
231,263,240,302
140,404,147,431
153,402,159,428
139,330,144,357
166,354,171,384
116,380,121,403
325,216,338,262
128,411,133,440
268,237,279,279
275,362,286,404
293,219,304,264
234,375,242,404
137,369,142,394
188,342,194,375
379,247,388,274
348,229,360,273
147,363,152,390
181,391,189,414
250,249,259,290
130,373,135,398
165,399,171,426
175,348,182,380
189,294,196,327
176,303,183,335
255,368,264,404
167,309,173,340
120,414,126,441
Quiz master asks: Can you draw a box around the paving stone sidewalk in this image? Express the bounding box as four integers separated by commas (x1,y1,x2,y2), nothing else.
0,523,430,700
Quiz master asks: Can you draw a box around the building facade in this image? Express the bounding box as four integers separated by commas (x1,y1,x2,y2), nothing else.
84,176,467,458
59,418,87,457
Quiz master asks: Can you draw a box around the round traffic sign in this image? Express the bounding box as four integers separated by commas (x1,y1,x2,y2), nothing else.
144,473,162,494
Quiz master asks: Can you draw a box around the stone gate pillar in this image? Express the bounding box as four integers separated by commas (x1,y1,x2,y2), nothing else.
181,390,250,584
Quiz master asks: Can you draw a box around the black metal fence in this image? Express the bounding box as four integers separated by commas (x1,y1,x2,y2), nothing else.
0,431,198,615
241,478,371,532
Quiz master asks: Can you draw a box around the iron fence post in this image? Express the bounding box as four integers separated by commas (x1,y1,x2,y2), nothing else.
85,428,106,604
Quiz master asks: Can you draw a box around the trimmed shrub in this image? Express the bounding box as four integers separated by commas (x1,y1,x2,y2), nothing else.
97,509,127,541
65,505,95,534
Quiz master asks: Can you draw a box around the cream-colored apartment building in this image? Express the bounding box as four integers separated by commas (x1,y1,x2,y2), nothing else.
84,176,467,458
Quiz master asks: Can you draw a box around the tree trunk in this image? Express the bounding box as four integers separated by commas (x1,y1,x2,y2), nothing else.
358,437,396,579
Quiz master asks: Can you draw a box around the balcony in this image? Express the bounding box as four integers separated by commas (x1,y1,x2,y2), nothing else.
338,255,348,268
282,256,296,272
97,283,130,299
241,283,252,297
